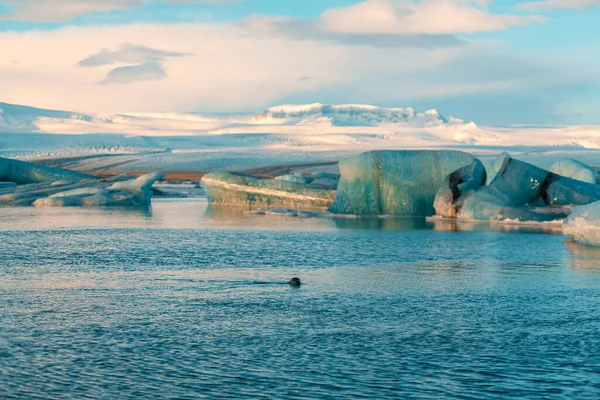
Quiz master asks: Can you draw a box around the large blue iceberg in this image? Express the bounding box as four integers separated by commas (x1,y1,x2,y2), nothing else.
442,157,600,222
329,150,475,216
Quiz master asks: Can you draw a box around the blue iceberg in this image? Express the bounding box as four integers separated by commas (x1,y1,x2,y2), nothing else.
485,152,511,185
202,172,336,209
455,158,600,222
549,158,598,184
434,159,487,218
329,150,475,216
0,156,163,207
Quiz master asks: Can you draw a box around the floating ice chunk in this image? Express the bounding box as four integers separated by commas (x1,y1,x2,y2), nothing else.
108,172,165,193
34,191,151,207
50,187,108,198
0,179,99,204
34,194,96,207
274,174,308,184
329,150,475,216
102,173,135,183
202,172,335,209
485,152,511,185
563,201,600,247
549,158,598,184
434,159,487,218
456,158,600,222
0,156,91,184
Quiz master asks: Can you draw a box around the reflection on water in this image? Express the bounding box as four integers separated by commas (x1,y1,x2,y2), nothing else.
565,240,600,270
0,199,572,236
332,216,429,230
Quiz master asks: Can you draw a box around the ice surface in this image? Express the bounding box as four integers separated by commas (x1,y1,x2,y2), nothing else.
485,152,512,185
434,160,487,218
202,172,336,209
549,158,598,184
456,158,600,222
329,150,475,216
563,201,600,247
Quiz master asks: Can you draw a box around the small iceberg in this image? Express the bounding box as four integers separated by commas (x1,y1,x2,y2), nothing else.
0,156,164,207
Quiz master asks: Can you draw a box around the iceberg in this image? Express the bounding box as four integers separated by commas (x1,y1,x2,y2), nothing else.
328,150,475,216
549,158,598,184
564,201,600,247
454,158,600,222
0,156,91,184
0,156,163,207
485,152,511,185
433,159,487,218
202,172,336,209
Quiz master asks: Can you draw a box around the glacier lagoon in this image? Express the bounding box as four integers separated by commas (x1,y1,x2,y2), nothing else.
1,198,600,399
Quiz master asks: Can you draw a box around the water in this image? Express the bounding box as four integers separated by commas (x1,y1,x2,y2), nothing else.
1,199,600,399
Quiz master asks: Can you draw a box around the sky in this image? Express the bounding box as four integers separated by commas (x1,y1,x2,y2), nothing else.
0,0,599,125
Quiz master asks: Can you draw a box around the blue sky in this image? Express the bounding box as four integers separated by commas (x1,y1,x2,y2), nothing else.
0,0,599,125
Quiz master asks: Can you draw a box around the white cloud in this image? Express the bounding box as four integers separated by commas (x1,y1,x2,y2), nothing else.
519,0,600,10
319,0,545,35
240,0,545,49
0,21,592,121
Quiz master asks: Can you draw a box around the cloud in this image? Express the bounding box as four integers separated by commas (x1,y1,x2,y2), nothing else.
78,43,188,84
79,43,187,67
318,0,545,35
241,0,544,49
0,0,140,22
0,23,596,125
0,0,240,22
100,61,166,84
519,0,600,10
240,15,464,49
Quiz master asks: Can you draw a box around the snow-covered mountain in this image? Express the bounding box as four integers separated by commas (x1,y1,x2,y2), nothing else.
249,103,449,127
2,101,600,175
0,101,501,145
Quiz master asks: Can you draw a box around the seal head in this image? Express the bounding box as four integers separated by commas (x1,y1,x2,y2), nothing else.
288,277,302,287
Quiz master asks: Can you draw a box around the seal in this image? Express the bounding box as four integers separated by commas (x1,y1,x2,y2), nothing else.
288,277,302,287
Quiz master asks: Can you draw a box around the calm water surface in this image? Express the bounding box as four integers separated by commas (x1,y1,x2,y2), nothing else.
1,199,600,399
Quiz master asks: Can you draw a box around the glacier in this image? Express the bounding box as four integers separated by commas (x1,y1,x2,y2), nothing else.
549,158,598,184
329,150,475,216
202,172,336,209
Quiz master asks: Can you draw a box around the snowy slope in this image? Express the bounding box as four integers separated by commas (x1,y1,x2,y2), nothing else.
2,101,600,174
